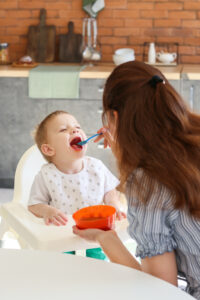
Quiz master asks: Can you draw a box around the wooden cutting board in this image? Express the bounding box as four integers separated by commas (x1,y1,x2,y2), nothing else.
59,21,83,63
27,8,56,62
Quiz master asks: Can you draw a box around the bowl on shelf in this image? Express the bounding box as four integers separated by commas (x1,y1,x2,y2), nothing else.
73,205,116,230
156,51,177,64
113,48,135,65
115,48,134,56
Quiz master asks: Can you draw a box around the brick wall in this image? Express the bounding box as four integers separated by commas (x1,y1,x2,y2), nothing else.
0,0,200,63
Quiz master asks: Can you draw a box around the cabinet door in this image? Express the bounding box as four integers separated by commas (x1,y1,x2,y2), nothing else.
169,80,180,93
47,99,103,135
181,78,200,113
0,78,47,187
16,78,48,156
80,79,105,100
0,78,19,187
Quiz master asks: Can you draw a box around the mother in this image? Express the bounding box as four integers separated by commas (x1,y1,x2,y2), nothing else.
73,61,200,299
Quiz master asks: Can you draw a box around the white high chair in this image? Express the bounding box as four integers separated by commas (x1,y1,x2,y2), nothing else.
0,145,129,252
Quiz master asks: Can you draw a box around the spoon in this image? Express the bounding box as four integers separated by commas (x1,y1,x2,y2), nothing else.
77,133,102,146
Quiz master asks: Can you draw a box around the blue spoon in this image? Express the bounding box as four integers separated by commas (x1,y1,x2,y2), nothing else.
77,133,103,146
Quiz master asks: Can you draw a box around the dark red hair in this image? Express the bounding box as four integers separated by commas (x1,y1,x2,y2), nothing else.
103,61,200,218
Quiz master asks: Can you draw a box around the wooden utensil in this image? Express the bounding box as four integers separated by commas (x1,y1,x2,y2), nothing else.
27,8,56,62
59,21,83,63
12,62,38,68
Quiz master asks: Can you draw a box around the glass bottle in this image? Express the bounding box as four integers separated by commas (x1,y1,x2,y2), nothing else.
148,42,156,64
0,43,10,64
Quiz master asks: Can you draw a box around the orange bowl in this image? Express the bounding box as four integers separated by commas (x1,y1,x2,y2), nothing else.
73,205,116,230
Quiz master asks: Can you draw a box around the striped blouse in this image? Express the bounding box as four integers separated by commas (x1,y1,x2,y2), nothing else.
126,173,200,299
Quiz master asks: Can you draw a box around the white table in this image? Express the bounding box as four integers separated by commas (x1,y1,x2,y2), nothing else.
0,249,195,300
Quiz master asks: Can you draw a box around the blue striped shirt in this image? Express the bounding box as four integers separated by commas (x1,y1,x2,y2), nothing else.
126,173,200,299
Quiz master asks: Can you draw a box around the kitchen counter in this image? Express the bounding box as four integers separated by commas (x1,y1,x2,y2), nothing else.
182,65,200,80
0,63,183,80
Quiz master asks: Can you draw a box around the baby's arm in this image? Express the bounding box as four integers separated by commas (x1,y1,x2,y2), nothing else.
28,171,67,226
103,189,126,220
28,204,68,226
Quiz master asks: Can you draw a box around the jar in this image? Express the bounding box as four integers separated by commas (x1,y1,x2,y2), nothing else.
0,43,10,64
148,42,156,64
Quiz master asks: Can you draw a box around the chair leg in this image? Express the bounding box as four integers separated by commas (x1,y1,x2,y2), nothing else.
0,218,9,240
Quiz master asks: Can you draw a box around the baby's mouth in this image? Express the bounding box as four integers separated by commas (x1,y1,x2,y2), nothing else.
70,137,83,151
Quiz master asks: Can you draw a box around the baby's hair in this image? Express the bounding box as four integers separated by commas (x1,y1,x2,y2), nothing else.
33,110,69,162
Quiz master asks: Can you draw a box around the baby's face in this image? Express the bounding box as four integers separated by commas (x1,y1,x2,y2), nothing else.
46,113,87,161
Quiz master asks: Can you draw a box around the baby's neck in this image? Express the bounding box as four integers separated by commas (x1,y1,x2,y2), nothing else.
52,158,84,174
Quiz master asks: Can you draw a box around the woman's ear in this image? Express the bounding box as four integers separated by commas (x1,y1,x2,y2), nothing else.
107,110,118,138
41,144,55,157
113,110,118,126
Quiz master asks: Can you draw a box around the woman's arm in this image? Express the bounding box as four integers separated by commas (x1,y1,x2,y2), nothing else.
103,190,126,219
98,230,141,270
73,227,178,286
73,227,140,270
141,251,178,286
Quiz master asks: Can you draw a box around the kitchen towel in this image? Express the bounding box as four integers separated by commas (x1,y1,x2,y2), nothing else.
29,65,85,99
83,0,105,18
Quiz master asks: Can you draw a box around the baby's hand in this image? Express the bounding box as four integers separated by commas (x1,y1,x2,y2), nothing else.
116,210,126,221
44,206,68,226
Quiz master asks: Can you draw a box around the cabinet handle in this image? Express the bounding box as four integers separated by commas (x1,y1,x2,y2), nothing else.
189,85,194,110
97,107,103,114
98,87,104,93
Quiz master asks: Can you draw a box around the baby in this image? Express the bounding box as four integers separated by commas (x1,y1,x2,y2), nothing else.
28,110,125,229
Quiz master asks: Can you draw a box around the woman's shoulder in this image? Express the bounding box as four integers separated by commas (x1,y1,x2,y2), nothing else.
127,168,174,210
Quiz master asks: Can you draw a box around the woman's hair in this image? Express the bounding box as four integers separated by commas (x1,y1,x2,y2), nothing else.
103,60,200,218
33,110,69,162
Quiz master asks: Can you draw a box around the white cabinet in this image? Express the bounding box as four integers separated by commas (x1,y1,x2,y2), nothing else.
180,74,200,113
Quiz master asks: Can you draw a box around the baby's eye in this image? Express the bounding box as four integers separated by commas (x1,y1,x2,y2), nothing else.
60,128,67,132
76,126,81,129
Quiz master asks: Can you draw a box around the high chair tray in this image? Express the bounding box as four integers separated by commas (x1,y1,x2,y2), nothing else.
0,202,130,252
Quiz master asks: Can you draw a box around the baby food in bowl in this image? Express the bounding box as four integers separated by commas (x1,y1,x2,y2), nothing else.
73,205,116,230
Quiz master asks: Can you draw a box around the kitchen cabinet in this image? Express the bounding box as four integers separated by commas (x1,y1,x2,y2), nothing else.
0,78,19,187
0,78,47,187
180,74,200,113
169,80,180,93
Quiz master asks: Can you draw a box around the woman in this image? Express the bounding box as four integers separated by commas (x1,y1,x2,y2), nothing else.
73,61,200,299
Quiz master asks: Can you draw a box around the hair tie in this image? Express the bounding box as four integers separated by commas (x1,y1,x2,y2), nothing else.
148,75,165,88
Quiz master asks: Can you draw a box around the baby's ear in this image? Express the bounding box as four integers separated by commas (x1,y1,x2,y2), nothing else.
41,144,55,157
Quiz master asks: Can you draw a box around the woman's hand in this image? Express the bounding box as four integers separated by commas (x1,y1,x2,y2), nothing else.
72,226,110,243
94,127,115,147
94,127,117,156
116,210,127,220
44,206,68,226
